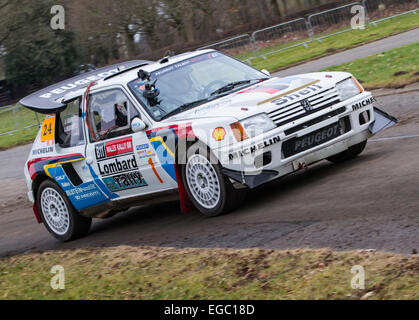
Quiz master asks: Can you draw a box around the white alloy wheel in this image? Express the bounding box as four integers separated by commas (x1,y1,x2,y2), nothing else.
40,187,70,236
185,154,221,209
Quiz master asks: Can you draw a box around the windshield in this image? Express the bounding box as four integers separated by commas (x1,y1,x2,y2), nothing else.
128,52,267,121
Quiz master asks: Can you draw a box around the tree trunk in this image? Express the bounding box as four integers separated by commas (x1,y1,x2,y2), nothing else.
124,29,137,58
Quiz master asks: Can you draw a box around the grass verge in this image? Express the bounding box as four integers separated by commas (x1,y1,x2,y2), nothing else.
0,106,40,150
0,246,418,300
324,42,419,90
239,12,419,71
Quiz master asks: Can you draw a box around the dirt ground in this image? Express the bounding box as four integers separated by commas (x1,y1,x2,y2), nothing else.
0,89,418,258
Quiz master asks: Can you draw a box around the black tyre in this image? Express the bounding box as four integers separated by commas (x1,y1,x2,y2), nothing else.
37,180,92,241
327,140,367,164
181,143,247,217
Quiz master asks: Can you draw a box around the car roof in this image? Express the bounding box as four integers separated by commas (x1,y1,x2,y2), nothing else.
95,49,215,89
19,60,151,114
19,49,214,114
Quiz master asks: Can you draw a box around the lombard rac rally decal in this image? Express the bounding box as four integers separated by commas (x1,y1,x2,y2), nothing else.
103,171,147,192
94,137,148,192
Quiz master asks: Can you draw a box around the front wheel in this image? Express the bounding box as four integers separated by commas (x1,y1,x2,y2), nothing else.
37,180,92,241
327,140,367,164
181,144,247,217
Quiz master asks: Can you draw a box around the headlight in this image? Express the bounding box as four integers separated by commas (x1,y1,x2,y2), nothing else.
336,77,363,101
230,113,276,142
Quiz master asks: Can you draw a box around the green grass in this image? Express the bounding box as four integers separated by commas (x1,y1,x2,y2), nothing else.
0,246,417,300
324,42,419,89
239,12,419,71
0,105,40,150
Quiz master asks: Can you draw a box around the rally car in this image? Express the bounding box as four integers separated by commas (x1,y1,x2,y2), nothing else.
20,50,397,241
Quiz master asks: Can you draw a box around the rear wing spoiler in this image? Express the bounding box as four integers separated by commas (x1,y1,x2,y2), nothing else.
19,60,151,114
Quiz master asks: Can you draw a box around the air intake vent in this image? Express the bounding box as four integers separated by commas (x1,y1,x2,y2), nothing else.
268,87,340,127
62,163,83,187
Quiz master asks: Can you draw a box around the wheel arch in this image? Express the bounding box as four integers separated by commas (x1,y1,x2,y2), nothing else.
175,137,221,166
29,174,51,224
32,174,51,202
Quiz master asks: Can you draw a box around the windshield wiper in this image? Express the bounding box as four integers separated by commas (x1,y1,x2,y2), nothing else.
159,78,269,120
160,98,210,120
209,78,268,96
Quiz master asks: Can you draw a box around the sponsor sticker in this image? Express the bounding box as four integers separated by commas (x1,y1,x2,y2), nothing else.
282,122,342,158
52,166,108,211
136,144,150,151
103,171,148,192
32,146,54,155
212,127,226,141
352,97,375,111
105,137,133,157
138,150,156,159
93,138,151,192
270,84,322,107
98,154,138,177
229,135,281,160
95,137,133,160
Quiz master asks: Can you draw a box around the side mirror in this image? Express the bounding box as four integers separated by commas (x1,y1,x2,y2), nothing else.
131,117,147,133
261,69,271,77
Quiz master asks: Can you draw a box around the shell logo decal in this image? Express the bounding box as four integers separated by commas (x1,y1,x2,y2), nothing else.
212,127,226,141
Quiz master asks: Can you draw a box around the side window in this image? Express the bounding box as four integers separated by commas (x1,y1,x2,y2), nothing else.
87,89,139,142
57,97,85,148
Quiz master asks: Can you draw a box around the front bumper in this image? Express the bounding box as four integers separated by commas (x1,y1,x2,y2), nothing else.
216,92,397,189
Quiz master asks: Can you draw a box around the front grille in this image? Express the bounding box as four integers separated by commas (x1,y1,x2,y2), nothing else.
284,107,346,136
268,87,340,127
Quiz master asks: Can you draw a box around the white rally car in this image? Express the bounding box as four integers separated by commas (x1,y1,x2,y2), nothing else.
20,50,396,241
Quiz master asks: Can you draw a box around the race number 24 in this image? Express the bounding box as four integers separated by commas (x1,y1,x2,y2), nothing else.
41,116,56,142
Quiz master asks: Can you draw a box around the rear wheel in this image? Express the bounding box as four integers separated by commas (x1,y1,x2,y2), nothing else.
37,180,92,241
327,140,367,164
181,143,247,217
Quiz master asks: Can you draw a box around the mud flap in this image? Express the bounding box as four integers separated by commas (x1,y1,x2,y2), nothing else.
369,107,398,135
33,203,42,224
174,164,194,213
